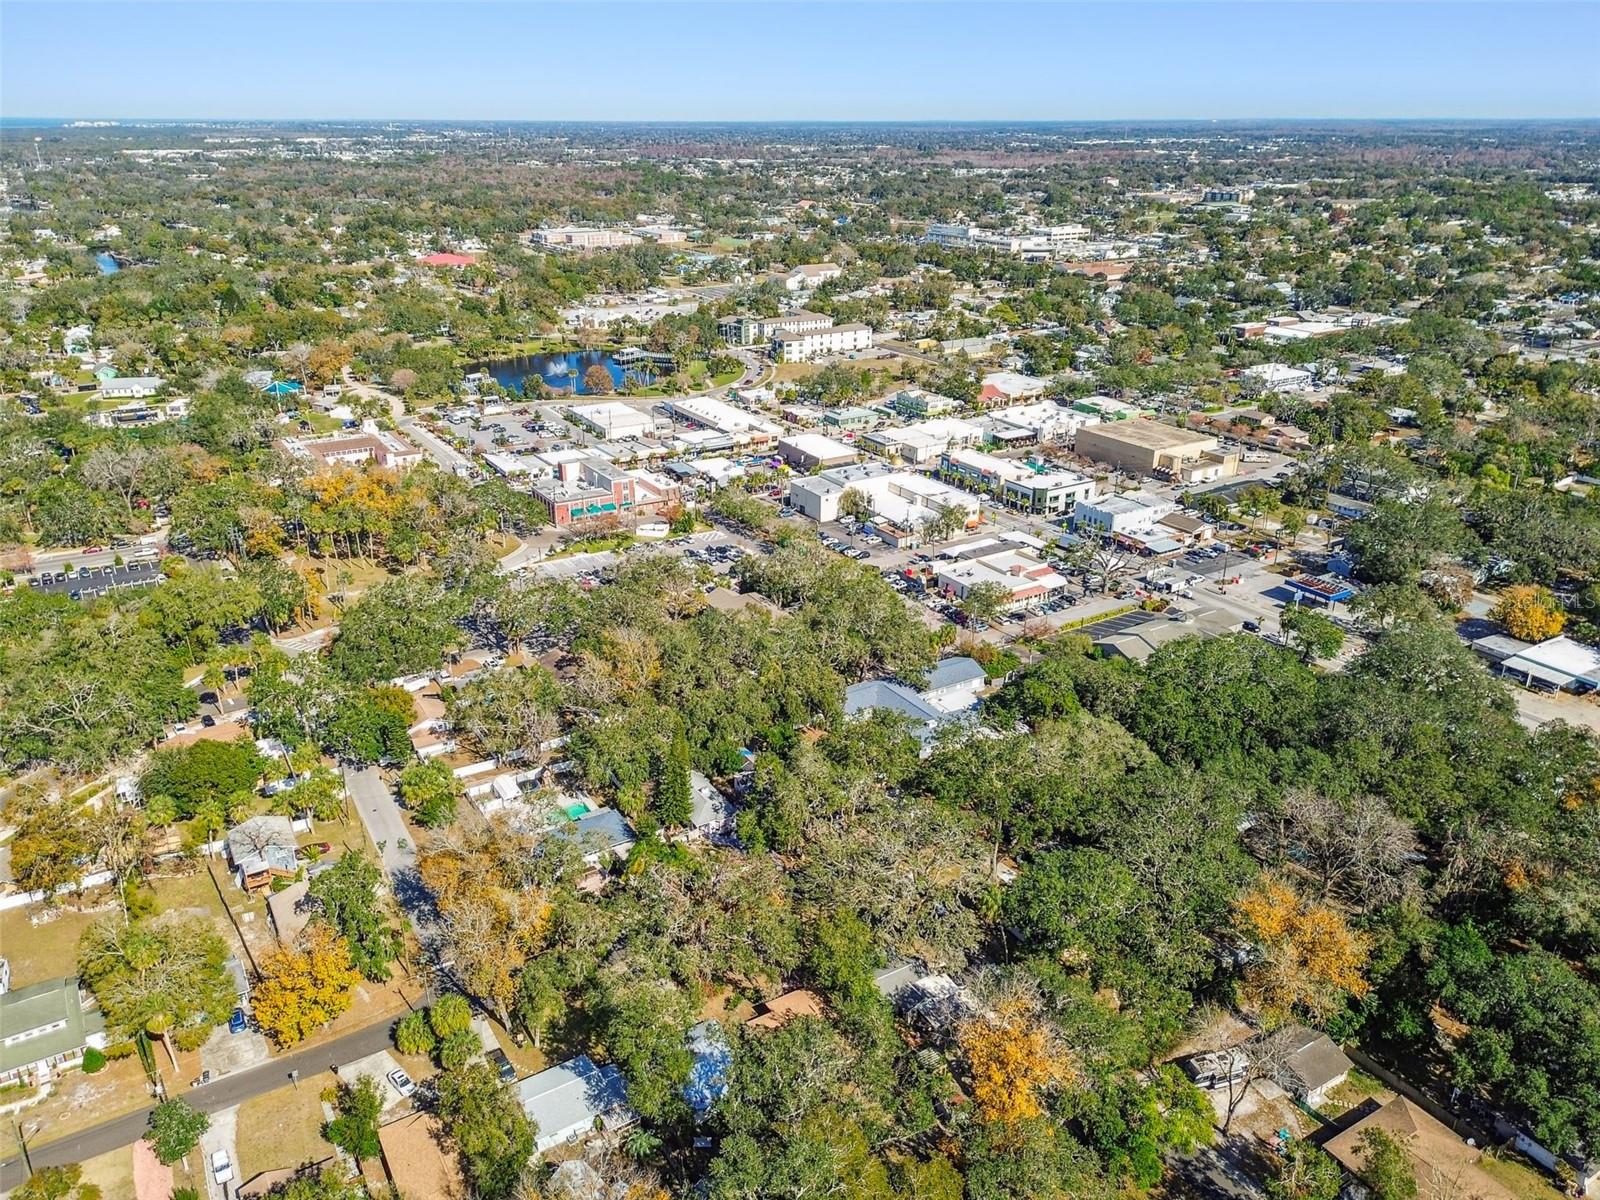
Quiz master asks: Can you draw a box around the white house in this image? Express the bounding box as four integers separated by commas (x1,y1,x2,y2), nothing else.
99,376,165,400
518,1055,637,1154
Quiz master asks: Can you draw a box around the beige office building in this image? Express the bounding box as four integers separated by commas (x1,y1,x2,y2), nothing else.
1074,420,1238,482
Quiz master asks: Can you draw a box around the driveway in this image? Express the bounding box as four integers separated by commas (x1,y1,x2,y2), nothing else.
343,765,435,938
197,1104,238,1200
200,1026,271,1079
343,766,413,878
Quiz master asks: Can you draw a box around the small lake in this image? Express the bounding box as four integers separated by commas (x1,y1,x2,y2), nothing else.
480,350,661,396
95,252,120,275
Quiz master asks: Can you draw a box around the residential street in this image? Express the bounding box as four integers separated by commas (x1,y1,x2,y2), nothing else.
0,1018,404,1192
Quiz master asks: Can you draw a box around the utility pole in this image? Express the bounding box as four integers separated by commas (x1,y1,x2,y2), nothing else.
11,1119,34,1178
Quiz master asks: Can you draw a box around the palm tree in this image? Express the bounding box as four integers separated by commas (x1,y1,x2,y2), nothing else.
622,1128,663,1161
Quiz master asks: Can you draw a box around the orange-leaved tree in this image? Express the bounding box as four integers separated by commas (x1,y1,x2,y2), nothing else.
1234,875,1371,1022
957,998,1073,1125
1490,585,1565,642
251,923,361,1047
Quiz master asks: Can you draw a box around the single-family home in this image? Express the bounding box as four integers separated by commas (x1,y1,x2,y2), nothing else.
1322,1098,1519,1200
550,808,638,868
377,1112,470,1200
1273,1026,1352,1106
518,1055,637,1154
225,815,300,892
0,977,108,1085
679,772,738,843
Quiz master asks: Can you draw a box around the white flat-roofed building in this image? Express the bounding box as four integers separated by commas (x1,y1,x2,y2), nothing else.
983,400,1091,445
934,548,1070,609
778,433,858,471
567,401,652,440
1073,490,1179,537
888,387,959,418
1241,363,1315,393
529,226,642,249
938,449,1094,516
860,417,983,465
789,463,978,544
772,323,873,362
666,395,782,447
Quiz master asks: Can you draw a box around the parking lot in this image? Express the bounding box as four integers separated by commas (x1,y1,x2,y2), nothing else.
27,560,162,598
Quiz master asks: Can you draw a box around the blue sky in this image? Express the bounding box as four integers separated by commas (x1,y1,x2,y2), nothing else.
4,2,1597,121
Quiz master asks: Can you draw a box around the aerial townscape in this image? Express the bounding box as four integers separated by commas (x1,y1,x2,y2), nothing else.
1,5,1599,1200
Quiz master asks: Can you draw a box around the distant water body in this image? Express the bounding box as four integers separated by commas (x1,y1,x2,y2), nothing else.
95,252,119,274
482,350,631,396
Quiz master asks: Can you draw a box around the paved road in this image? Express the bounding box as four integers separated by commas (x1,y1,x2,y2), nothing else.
0,1018,402,1191
399,417,473,475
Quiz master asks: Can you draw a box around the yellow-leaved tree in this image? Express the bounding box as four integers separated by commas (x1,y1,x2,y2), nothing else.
1234,876,1371,1022
1490,585,1565,642
957,998,1072,1125
251,923,361,1047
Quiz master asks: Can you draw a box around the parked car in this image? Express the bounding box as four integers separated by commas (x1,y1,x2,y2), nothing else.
211,1150,234,1185
229,1007,247,1034
487,1048,517,1084
388,1068,416,1098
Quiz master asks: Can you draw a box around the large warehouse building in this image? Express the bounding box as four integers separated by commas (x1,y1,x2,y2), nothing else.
1074,420,1239,482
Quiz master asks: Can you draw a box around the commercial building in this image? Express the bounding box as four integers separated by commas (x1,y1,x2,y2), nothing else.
888,387,959,419
860,417,983,465
1241,363,1314,393
789,463,978,544
933,546,1070,608
528,226,641,249
772,323,873,362
275,424,424,471
1070,395,1150,421
777,433,858,471
784,262,843,291
822,405,881,433
1073,490,1179,537
665,396,781,447
531,455,682,527
718,311,833,346
979,371,1051,406
0,978,108,1085
982,400,1094,446
1074,420,1238,482
938,449,1095,516
566,401,652,440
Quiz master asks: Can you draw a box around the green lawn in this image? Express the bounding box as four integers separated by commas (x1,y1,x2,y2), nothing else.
1477,1154,1567,1200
